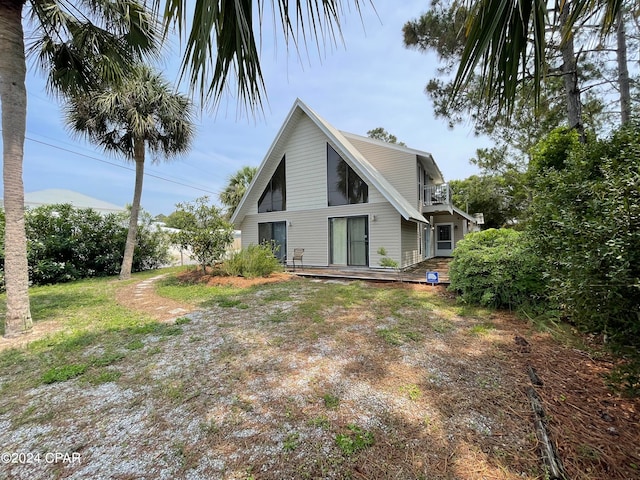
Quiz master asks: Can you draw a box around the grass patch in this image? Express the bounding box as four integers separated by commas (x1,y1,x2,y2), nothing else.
155,275,249,309
265,310,290,323
377,327,421,346
91,351,125,367
335,424,374,456
283,432,300,452
217,298,249,309
431,319,455,334
85,370,122,385
0,269,187,393
261,289,293,302
308,415,331,430
400,384,422,401
323,393,340,409
469,323,495,336
41,364,88,384
126,340,145,350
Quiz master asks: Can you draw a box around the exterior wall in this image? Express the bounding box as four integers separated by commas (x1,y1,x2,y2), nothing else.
430,213,469,256
368,204,402,267
239,115,399,267
240,203,401,267
400,218,421,268
345,137,418,207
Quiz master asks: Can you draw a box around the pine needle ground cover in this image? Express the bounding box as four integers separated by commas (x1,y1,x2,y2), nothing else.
0,271,638,479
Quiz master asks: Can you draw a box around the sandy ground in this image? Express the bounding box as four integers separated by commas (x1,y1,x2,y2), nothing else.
0,274,638,480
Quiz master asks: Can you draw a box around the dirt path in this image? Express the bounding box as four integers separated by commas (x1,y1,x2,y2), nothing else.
114,274,193,322
0,275,193,352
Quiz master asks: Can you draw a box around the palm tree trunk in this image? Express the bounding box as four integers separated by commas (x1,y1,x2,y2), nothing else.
119,139,145,280
616,9,631,126
0,1,33,337
558,0,584,142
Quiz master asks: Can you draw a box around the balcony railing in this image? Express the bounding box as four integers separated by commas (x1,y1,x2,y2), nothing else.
423,184,452,206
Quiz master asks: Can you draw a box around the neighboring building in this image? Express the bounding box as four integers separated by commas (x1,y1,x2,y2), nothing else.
6,189,127,215
231,99,480,269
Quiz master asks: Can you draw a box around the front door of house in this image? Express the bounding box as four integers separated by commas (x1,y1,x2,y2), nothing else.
330,216,368,266
435,223,454,256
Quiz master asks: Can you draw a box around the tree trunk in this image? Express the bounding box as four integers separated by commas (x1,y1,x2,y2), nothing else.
616,9,631,126
558,0,584,142
0,1,33,337
119,139,145,280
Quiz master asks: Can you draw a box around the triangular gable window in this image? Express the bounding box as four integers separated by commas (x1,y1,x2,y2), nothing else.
327,144,368,206
258,157,286,213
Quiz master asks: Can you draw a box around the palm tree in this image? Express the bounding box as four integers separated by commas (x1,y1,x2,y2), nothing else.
451,0,622,127
220,166,257,218
65,65,195,280
0,0,157,337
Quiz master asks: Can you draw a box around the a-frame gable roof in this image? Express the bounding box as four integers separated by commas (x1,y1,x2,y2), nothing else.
231,99,427,225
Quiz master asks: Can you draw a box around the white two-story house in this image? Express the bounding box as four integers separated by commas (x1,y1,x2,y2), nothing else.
231,99,480,269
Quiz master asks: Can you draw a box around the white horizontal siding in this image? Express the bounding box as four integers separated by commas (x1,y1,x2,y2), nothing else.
285,115,327,211
432,213,466,245
240,202,402,268
346,137,418,207
369,204,402,267
400,219,420,268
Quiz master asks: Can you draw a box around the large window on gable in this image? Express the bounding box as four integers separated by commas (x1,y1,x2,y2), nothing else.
258,157,286,213
327,144,368,206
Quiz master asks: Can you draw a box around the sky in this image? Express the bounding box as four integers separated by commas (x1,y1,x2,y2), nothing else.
4,1,490,217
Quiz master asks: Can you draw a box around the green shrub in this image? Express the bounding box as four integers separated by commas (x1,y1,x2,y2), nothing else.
0,204,169,287
448,229,545,309
528,125,640,346
224,243,283,278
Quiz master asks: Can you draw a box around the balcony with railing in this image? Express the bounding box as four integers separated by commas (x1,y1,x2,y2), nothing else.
422,184,453,213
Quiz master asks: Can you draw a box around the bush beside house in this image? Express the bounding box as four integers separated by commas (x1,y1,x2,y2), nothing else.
0,204,170,287
448,229,544,310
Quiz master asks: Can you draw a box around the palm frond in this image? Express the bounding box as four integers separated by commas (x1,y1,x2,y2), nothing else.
452,0,547,115
27,0,161,96
160,0,371,112
452,0,622,115
65,65,195,163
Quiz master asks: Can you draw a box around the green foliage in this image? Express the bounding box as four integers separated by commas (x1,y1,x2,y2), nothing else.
41,364,88,384
322,393,340,409
529,127,582,173
607,359,640,397
528,125,640,346
335,424,374,456
449,229,545,309
133,211,172,272
377,247,399,269
219,166,257,218
366,127,406,146
163,210,196,229
224,243,283,278
170,196,234,272
450,174,526,228
283,432,300,452
0,204,169,287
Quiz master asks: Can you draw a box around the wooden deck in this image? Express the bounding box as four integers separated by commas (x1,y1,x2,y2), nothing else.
288,257,453,285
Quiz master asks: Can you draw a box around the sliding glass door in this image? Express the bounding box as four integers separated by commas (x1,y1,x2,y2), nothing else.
329,216,368,266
